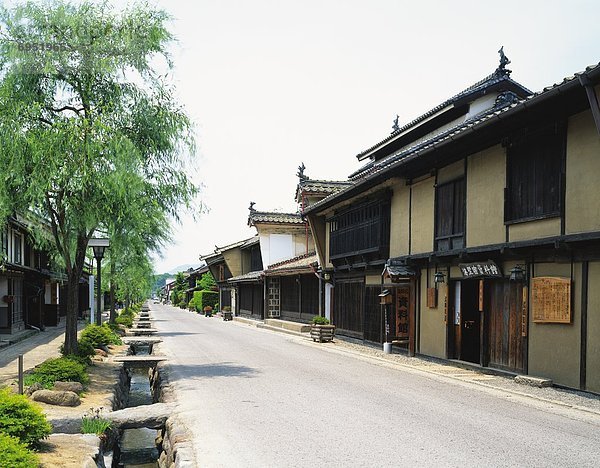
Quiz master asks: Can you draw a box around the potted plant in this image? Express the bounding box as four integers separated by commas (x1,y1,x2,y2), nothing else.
222,306,233,321
310,315,335,343
203,305,213,317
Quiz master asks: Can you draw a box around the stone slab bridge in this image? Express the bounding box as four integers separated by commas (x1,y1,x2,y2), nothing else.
113,355,167,368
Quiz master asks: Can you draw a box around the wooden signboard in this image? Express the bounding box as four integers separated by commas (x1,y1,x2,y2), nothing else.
521,286,528,337
478,280,484,312
396,288,410,339
532,277,571,323
427,287,437,308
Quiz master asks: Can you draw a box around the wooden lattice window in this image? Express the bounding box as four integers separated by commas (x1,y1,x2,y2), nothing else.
435,178,465,251
505,125,564,223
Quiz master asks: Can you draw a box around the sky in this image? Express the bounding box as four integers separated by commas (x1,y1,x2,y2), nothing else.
138,0,600,273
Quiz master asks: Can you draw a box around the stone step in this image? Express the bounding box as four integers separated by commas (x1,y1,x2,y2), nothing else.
264,319,311,333
257,324,308,338
514,375,553,388
232,316,263,326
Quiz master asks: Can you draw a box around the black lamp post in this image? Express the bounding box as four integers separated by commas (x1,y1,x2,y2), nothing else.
88,238,110,325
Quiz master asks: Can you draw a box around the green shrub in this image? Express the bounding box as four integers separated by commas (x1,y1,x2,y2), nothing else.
193,290,219,312
178,298,187,309
188,298,196,310
104,322,121,333
24,357,89,389
170,290,178,304
115,309,134,328
80,324,121,348
60,337,95,364
0,433,39,467
0,388,52,448
311,315,330,325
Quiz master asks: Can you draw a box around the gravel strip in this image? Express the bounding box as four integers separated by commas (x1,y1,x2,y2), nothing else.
328,336,600,413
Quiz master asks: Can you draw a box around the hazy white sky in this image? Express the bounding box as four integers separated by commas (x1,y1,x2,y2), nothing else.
145,0,600,273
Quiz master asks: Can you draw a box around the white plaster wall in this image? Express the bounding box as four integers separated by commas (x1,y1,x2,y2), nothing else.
260,233,294,266
467,94,498,118
270,233,293,264
259,234,271,267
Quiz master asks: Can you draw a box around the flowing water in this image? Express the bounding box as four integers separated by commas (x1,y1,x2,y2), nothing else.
118,344,160,468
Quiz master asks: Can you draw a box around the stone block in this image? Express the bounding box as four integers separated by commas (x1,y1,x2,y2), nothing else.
53,381,84,394
514,375,553,388
31,389,81,406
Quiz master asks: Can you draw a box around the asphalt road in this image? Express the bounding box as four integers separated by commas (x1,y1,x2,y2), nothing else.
151,304,600,467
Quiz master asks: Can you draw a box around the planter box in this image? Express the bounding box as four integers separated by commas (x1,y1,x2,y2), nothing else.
222,311,233,321
310,324,335,343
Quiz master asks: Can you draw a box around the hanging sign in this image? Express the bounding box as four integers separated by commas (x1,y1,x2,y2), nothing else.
459,261,502,279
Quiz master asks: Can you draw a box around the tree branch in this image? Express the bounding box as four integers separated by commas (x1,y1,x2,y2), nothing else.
46,105,85,114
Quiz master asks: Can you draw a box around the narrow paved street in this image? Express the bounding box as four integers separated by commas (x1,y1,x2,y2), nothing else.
152,304,600,467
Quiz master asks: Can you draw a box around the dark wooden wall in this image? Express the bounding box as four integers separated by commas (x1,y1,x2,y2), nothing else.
487,280,525,373
278,274,319,323
239,284,264,320
364,286,382,343
333,279,364,338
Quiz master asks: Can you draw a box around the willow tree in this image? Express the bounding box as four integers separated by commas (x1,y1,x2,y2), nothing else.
0,1,197,354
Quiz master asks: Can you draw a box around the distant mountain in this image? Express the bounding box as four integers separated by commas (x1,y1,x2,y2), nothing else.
166,263,203,275
152,273,172,294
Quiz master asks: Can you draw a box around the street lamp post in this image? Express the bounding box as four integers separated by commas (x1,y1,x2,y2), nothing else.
88,238,110,326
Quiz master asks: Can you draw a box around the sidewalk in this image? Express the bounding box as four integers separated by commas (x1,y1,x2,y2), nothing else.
0,320,84,387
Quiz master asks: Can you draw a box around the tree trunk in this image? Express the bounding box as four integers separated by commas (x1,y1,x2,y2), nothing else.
109,261,116,323
63,274,80,355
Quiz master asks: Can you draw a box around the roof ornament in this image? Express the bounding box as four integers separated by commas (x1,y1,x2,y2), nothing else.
496,46,512,76
495,90,520,108
391,114,400,133
297,162,308,181
248,201,256,212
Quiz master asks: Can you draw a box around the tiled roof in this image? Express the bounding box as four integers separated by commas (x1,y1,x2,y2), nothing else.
227,270,264,283
356,70,532,160
201,236,258,261
265,252,318,275
295,179,354,203
298,179,353,194
305,62,600,214
241,235,260,248
248,211,303,226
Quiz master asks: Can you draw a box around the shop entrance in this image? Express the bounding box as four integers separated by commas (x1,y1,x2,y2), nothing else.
448,280,481,364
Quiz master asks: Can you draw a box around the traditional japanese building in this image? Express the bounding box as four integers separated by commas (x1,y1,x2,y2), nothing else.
201,237,256,314
0,214,66,333
304,52,600,393
227,236,264,320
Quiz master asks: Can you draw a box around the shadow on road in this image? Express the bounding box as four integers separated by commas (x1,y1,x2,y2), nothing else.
170,362,259,379
158,331,202,337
